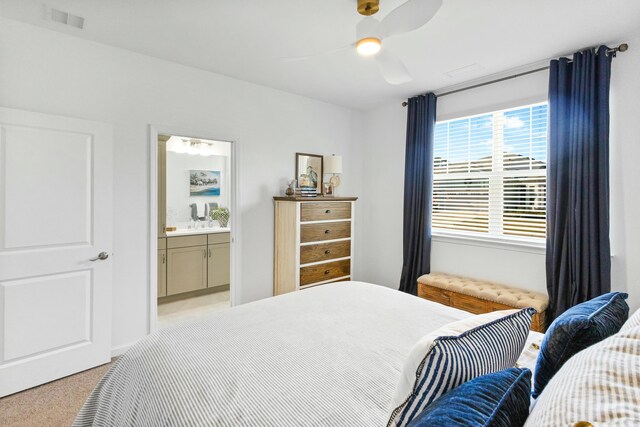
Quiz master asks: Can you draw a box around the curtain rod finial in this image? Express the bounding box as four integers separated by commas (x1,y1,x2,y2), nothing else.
619,43,629,52
402,101,408,107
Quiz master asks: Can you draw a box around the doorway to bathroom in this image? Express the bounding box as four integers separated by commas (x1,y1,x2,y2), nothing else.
150,130,237,331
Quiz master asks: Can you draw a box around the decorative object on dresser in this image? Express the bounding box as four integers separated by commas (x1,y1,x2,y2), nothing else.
322,182,332,196
299,186,318,198
273,196,357,295
295,152,323,195
286,179,296,197
323,154,342,196
417,272,549,332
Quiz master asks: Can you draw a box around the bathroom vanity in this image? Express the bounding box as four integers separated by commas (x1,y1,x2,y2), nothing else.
157,228,231,298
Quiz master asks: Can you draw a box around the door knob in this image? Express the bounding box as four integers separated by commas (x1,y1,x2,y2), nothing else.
89,252,109,261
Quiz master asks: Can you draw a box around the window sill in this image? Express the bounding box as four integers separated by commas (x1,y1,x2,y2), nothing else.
431,230,546,254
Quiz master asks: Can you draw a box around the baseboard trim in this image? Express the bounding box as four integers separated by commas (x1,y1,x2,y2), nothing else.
157,285,230,304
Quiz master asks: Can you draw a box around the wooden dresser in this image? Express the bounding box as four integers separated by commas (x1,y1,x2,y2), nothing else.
274,196,357,295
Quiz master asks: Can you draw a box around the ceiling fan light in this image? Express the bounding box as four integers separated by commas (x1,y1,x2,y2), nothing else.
356,37,381,56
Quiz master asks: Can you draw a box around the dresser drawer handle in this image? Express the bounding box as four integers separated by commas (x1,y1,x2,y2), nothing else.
325,209,331,214
324,270,331,275
324,230,330,234
324,250,331,255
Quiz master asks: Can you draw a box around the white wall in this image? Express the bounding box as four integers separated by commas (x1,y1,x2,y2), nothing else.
610,33,640,312
359,38,640,312
1,16,637,355
166,151,229,225
0,18,363,351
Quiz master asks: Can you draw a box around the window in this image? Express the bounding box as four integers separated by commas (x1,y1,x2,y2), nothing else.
432,102,548,242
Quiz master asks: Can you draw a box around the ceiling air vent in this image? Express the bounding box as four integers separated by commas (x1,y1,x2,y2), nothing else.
444,63,483,78
50,8,85,29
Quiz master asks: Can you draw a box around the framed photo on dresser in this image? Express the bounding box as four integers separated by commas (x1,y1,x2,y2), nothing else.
295,152,323,194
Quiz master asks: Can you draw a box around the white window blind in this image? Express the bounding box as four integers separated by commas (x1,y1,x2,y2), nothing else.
432,102,548,241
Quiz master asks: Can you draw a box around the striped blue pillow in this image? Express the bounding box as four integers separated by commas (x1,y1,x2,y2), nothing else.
387,308,535,427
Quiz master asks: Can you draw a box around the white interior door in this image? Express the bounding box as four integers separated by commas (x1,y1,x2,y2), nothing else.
0,108,113,397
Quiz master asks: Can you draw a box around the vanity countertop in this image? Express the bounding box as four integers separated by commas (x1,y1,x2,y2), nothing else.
165,227,231,237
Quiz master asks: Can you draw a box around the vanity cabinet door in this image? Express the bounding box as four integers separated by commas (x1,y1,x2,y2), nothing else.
208,243,230,288
158,249,167,297
167,246,207,295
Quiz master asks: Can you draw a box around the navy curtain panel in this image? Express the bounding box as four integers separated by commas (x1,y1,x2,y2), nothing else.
546,46,613,320
399,93,437,295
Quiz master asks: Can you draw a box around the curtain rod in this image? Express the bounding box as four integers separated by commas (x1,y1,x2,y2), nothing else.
401,43,629,107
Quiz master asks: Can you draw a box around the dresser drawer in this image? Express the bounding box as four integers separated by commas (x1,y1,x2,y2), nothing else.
300,202,351,222
300,221,351,243
300,240,351,264
300,259,351,286
300,277,351,290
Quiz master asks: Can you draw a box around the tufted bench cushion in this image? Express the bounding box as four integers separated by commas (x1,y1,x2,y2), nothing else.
418,272,549,314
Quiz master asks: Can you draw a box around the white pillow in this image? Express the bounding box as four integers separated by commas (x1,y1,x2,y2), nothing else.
620,307,640,333
516,330,544,374
525,324,640,426
387,309,534,427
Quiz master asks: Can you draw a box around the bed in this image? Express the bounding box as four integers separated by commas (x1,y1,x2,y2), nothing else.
74,282,538,427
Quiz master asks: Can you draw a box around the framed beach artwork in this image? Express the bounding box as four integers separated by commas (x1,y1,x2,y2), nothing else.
295,153,323,194
190,170,221,196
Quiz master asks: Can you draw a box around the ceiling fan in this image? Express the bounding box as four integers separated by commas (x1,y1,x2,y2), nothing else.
284,0,443,85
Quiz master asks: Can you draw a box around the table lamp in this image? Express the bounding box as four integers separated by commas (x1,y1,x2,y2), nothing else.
324,154,342,196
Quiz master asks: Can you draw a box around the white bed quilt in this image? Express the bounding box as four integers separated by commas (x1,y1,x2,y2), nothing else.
74,282,473,426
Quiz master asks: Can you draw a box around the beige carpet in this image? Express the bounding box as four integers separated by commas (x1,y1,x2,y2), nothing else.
0,361,113,427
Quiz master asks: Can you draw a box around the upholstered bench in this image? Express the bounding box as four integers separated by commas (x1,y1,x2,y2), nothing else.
417,272,549,332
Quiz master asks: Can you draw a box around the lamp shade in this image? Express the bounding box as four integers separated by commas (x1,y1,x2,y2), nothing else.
324,155,343,174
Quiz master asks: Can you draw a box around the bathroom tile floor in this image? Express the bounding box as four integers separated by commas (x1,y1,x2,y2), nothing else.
158,290,230,329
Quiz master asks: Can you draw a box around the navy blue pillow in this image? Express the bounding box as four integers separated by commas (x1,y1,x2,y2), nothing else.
406,368,531,427
532,292,629,398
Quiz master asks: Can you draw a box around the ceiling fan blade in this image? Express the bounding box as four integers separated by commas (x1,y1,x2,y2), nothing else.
378,0,443,39
375,47,413,85
280,43,354,62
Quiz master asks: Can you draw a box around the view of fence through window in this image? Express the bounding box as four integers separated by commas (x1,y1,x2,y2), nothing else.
432,102,548,240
